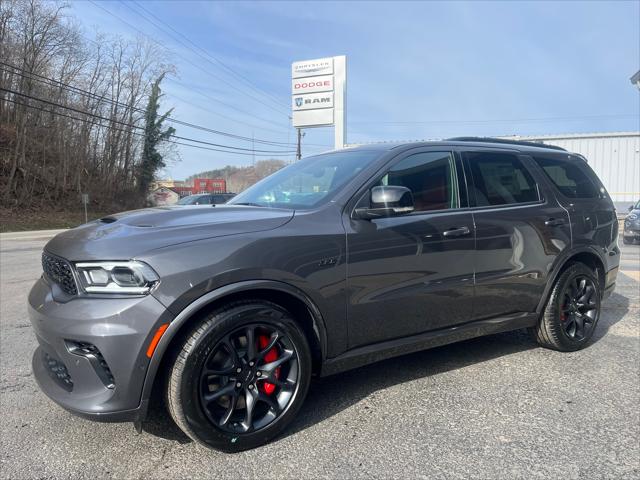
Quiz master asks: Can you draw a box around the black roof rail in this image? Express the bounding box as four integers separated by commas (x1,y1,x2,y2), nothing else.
447,136,567,152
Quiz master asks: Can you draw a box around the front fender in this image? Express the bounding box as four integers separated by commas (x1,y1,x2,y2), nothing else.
139,279,328,407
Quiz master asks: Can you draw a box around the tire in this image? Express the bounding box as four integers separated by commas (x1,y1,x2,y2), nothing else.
166,300,312,452
530,263,601,352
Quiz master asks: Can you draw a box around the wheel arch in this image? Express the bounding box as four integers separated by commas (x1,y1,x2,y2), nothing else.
139,280,328,409
536,247,606,314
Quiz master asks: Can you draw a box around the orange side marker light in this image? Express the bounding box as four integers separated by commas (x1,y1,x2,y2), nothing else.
146,323,169,358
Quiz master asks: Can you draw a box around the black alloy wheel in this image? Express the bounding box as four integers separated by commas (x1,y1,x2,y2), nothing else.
198,323,299,434
558,275,598,341
166,300,312,452
531,262,601,351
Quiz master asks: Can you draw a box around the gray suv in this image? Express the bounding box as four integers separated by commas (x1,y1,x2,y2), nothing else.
28,138,619,451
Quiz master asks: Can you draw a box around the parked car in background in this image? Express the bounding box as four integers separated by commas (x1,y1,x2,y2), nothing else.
28,138,619,452
176,193,235,205
623,199,640,244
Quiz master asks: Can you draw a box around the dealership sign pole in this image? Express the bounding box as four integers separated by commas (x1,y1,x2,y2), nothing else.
291,56,346,152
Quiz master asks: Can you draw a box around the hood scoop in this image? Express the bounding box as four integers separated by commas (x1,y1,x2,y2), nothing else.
100,217,118,224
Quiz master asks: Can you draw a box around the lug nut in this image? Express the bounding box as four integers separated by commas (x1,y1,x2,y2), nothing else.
249,361,255,367
248,384,254,390
256,371,262,377
236,368,242,373
236,382,241,388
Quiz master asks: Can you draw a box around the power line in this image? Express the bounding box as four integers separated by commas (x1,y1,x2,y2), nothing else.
0,88,296,154
0,63,296,147
88,0,290,118
2,63,332,149
128,0,289,110
166,81,331,148
166,87,290,136
1,96,294,157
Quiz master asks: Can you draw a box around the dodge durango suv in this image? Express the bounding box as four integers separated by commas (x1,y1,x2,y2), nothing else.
28,138,619,451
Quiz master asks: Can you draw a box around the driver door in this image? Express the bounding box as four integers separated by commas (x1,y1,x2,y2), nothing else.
345,149,476,348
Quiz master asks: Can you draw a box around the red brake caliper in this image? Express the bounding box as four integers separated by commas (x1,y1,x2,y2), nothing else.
258,334,279,395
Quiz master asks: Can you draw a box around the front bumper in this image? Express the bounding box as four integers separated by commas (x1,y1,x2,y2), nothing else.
28,277,172,421
623,227,640,241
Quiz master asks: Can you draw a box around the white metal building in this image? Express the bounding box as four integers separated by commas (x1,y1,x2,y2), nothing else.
502,132,640,203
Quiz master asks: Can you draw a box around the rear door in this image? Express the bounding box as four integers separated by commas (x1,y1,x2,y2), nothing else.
529,152,618,252
345,148,476,348
462,148,571,320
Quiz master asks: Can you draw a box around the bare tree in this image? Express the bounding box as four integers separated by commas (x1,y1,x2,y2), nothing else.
0,0,174,212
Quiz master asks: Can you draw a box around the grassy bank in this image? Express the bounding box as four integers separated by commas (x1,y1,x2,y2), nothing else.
0,207,113,233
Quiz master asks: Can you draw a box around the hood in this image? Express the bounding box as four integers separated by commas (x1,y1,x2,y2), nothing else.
44,205,294,261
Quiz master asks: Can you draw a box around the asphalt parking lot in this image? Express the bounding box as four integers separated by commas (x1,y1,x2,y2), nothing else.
1,233,638,479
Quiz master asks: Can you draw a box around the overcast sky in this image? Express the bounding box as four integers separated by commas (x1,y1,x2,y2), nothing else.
71,0,640,180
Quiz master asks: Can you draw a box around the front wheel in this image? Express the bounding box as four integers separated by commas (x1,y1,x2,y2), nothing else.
531,263,601,351
166,300,312,452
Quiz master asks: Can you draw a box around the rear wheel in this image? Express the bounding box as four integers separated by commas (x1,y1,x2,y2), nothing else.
166,300,311,452
531,263,601,351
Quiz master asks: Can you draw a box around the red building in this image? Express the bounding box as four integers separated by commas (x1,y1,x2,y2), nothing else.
172,178,227,197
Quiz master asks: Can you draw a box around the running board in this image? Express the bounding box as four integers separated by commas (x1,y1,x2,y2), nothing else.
320,312,537,377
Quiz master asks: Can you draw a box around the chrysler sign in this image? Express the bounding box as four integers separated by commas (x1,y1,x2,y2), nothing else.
292,58,333,78
291,55,346,148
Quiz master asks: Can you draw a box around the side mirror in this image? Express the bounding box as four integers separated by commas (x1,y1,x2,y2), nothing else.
354,186,414,220
629,205,634,212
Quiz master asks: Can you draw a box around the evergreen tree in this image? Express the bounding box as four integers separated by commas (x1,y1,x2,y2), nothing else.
139,73,175,195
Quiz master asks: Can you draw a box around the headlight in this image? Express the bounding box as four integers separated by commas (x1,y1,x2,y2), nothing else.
628,213,638,221
74,261,160,295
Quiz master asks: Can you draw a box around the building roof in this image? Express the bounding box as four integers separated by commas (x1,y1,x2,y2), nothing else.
501,131,639,141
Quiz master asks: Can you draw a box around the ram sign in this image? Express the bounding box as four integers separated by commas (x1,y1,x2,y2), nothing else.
292,92,334,111
291,56,346,149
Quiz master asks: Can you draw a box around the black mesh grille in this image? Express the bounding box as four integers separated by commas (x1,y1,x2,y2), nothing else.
43,352,73,392
42,252,77,295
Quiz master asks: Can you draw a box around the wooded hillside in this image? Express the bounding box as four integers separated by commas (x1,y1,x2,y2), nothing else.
0,0,173,212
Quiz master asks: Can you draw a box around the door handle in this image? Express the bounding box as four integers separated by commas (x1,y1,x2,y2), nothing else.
442,226,471,237
545,218,566,227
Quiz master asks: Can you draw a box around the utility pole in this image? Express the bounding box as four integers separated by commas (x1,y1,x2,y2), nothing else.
296,128,303,161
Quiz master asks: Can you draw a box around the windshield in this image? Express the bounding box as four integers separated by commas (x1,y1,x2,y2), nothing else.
228,150,380,209
177,195,206,205
635,200,640,210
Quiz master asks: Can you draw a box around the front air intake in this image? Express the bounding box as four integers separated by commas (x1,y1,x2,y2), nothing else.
65,341,115,389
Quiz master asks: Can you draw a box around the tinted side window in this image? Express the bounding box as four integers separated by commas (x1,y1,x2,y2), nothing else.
379,152,459,212
533,155,599,198
465,152,539,206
